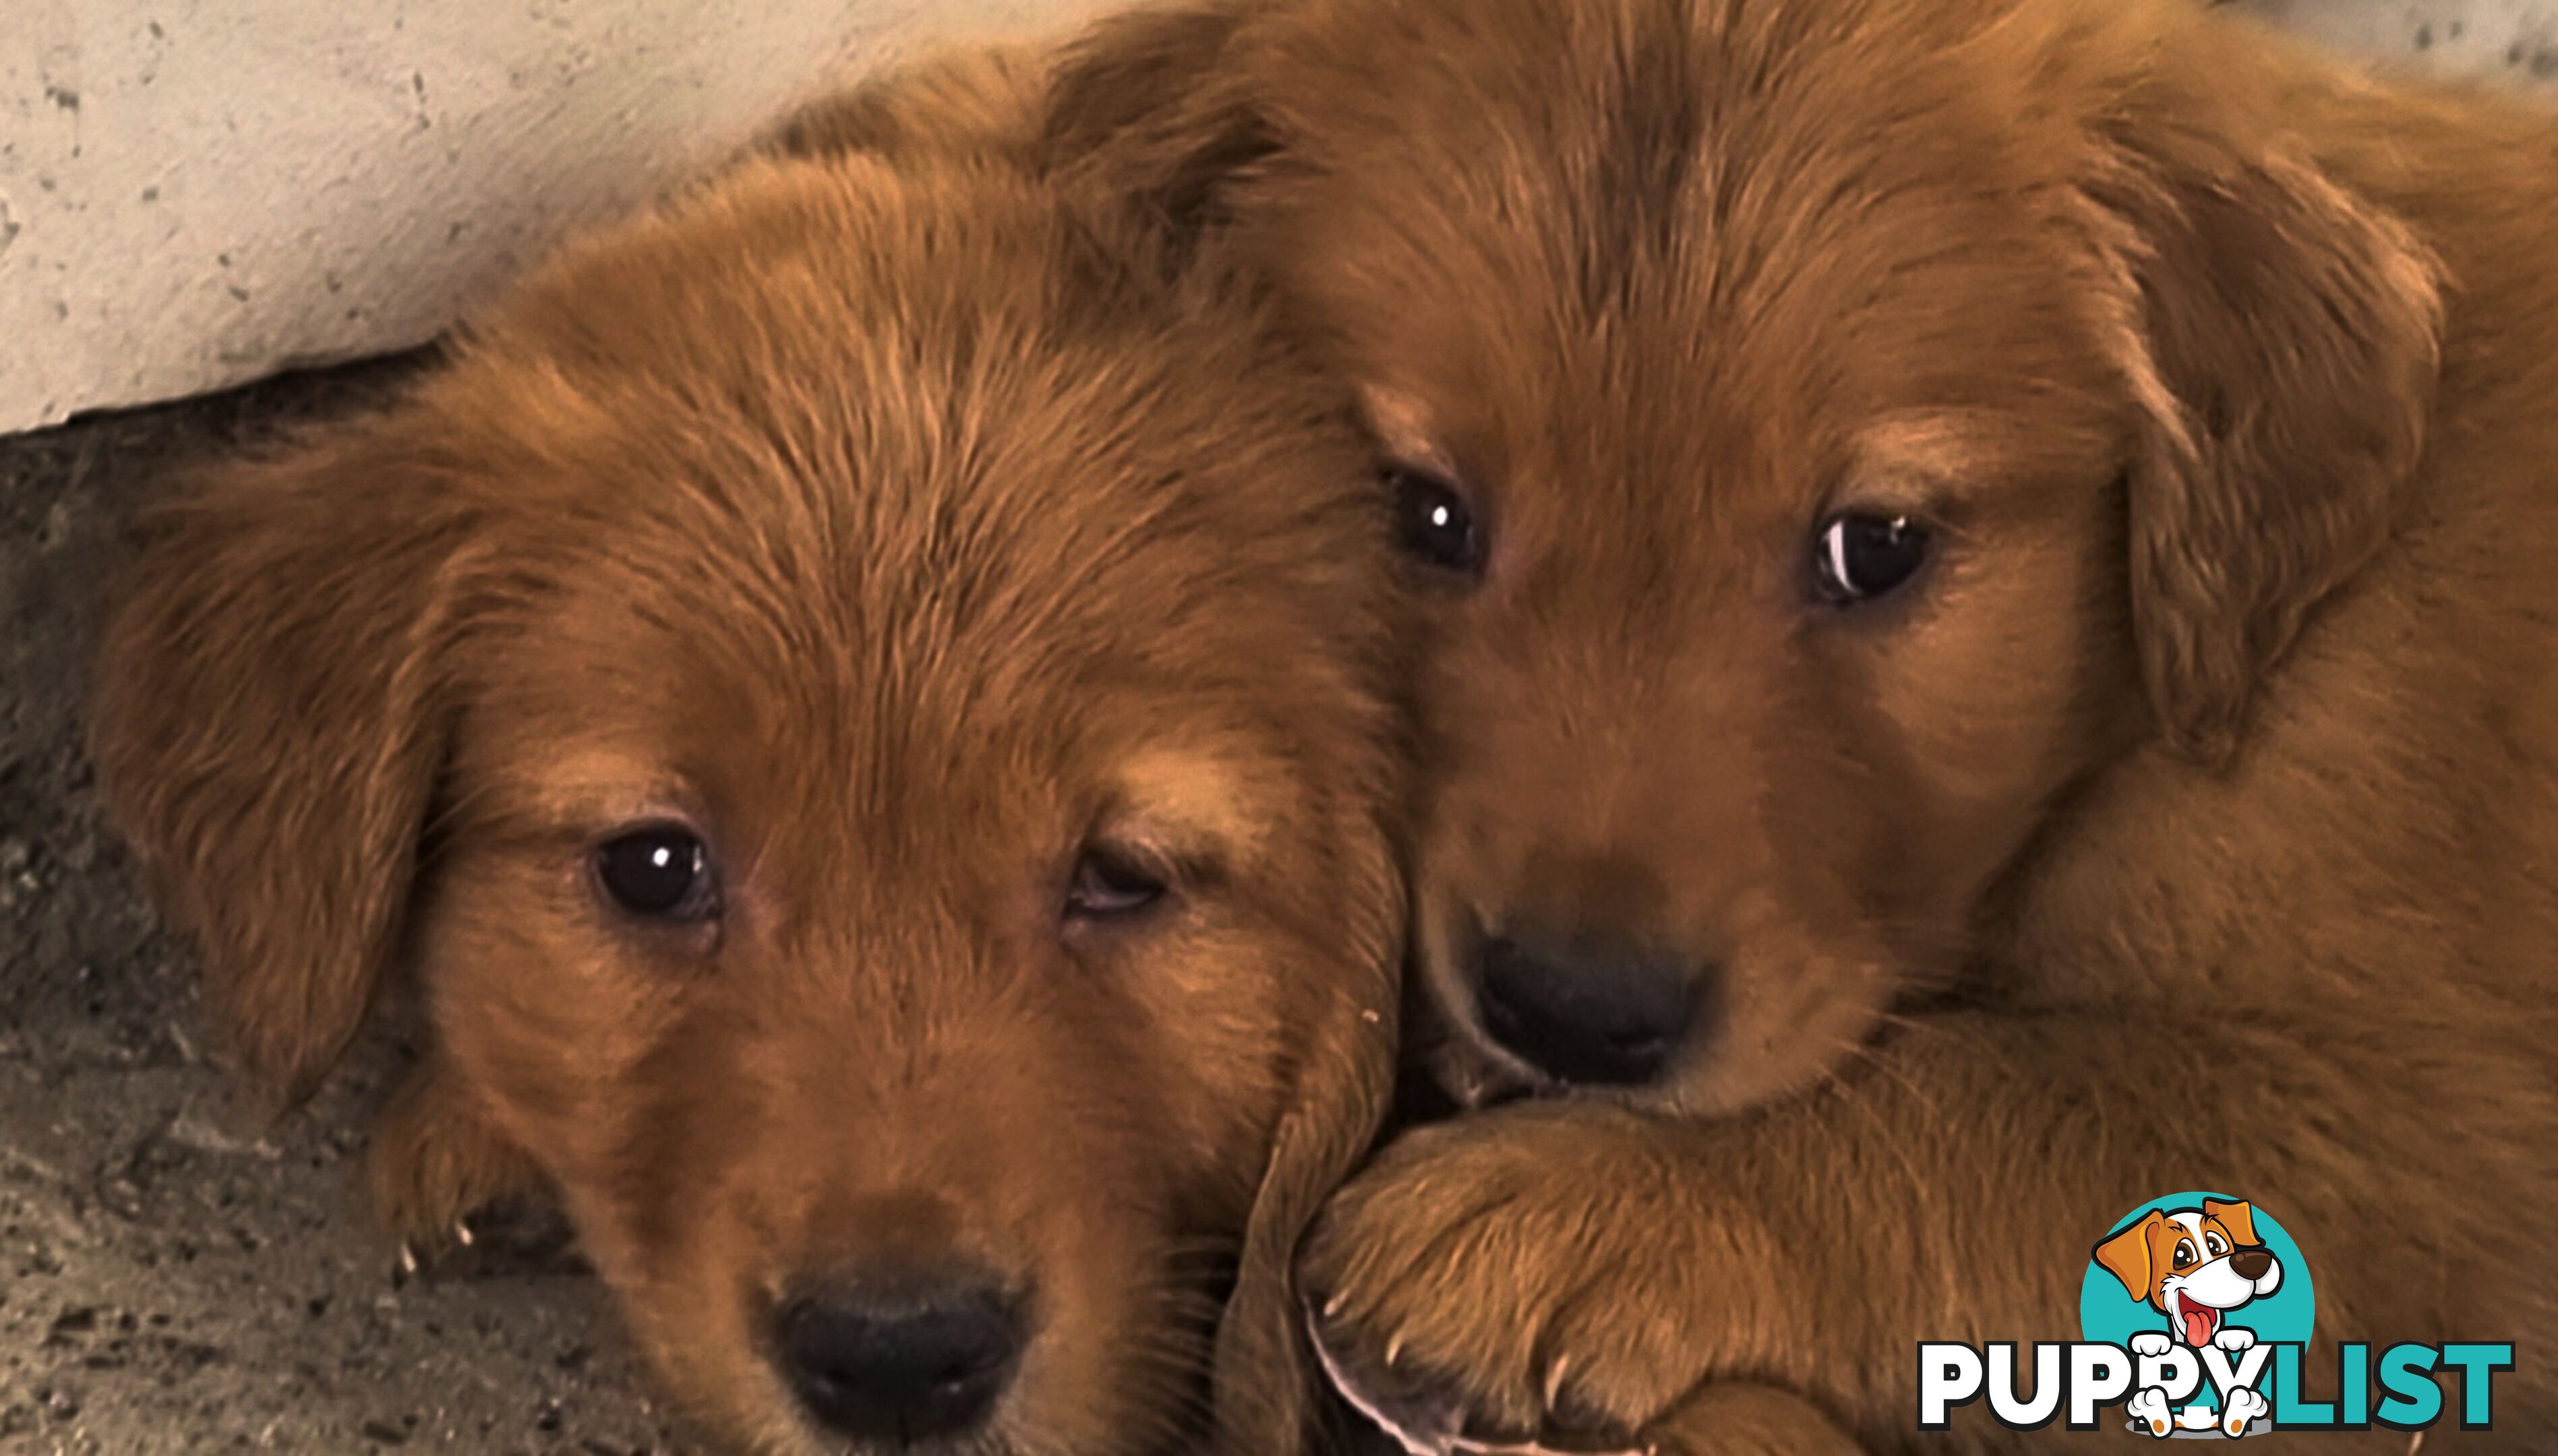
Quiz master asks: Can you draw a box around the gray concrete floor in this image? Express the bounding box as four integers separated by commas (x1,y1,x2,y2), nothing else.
2,7,2553,1455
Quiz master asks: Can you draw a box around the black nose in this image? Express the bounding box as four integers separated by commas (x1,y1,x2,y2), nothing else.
2230,1248,2273,1280
774,1267,1025,1443
1473,932,1703,1086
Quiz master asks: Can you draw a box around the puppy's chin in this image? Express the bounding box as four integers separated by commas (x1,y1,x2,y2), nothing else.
1417,1029,1545,1114
1667,943,1903,1118
1397,928,1541,1114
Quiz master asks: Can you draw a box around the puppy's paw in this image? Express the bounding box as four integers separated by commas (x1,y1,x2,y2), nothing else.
367,1058,544,1268
2130,1331,2172,1358
2212,1326,2255,1353
2126,1387,2174,1438
2219,1387,2268,1437
1300,1105,1749,1449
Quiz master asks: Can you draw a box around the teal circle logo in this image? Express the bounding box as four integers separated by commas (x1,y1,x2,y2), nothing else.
2080,1192,2315,1415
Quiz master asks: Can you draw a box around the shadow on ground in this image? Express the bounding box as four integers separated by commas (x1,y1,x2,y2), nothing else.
0,359,685,1455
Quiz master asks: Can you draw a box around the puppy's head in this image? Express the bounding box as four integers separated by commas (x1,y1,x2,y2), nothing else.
2095,1201,2282,1345
94,153,1402,1454
1066,0,2441,1113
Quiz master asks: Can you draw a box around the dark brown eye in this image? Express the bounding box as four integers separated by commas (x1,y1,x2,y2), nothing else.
2172,1239,2197,1271
1387,466,1486,577
1813,511,1933,605
595,824,719,922
1065,847,1166,922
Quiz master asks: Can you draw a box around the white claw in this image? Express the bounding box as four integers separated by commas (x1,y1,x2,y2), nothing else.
1384,1333,1406,1368
1543,1354,1572,1409
453,1219,475,1248
1323,1293,1347,1320
396,1242,420,1276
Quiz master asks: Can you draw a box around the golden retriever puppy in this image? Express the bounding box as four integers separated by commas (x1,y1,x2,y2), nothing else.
1048,0,2558,1448
92,85,1408,1455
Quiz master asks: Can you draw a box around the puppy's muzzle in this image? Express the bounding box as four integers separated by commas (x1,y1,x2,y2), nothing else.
773,1265,1025,1444
1471,930,1706,1087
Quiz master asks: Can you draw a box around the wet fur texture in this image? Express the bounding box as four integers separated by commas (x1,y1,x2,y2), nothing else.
1044,0,2558,1449
93,69,1409,1456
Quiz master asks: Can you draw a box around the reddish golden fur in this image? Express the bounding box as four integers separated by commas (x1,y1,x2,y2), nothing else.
93,79,1408,1455
1048,0,2558,1449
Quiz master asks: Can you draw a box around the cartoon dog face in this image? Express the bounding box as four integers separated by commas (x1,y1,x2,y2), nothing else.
2095,1200,2284,1347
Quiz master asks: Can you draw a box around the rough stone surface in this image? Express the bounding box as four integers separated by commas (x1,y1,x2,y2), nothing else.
0,0,1111,433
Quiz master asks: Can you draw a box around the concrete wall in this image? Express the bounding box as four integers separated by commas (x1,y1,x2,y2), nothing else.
2232,0,2558,80
2,0,2553,435
0,0,1106,434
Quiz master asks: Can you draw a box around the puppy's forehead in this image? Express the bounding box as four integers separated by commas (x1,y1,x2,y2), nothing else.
440,159,1384,828
1249,0,2124,517
1256,0,2043,229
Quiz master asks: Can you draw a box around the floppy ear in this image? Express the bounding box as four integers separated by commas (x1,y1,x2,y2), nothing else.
2078,98,2445,760
2203,1198,2261,1248
2093,1211,2163,1302
1210,854,1402,1453
1044,0,1281,253
92,421,475,1110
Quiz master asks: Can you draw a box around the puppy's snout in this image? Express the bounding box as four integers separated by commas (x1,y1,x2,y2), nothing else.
1473,932,1704,1086
773,1267,1025,1443
2229,1248,2273,1281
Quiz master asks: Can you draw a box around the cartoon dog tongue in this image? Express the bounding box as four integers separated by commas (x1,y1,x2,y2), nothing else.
2177,1295,2218,1347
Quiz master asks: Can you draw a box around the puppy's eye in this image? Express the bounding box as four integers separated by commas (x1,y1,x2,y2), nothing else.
2172,1239,2198,1270
2205,1232,2229,1257
1065,847,1167,923
595,824,719,921
1387,466,1487,577
1812,511,1932,605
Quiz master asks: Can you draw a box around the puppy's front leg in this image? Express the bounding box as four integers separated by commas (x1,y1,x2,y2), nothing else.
1303,1012,2474,1453
1301,1098,1841,1450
